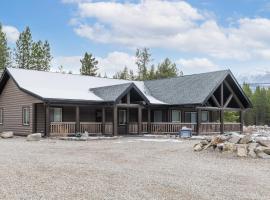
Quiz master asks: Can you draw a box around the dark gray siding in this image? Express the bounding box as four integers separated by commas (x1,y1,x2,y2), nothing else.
36,103,45,134
0,78,42,135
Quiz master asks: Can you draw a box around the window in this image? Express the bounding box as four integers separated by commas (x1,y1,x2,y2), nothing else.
50,108,62,122
118,110,127,125
22,107,30,125
154,110,162,122
201,111,209,122
0,108,3,124
184,112,197,123
172,110,181,122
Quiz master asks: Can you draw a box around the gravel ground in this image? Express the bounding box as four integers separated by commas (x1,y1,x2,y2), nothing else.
0,136,270,200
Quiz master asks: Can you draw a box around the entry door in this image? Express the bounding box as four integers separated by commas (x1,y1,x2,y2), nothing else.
118,109,127,134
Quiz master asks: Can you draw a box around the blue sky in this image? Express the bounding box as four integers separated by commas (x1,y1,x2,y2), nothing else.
1,0,270,79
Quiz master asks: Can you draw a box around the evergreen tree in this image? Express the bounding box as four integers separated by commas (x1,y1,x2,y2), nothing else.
15,26,32,69
148,65,156,80
129,70,135,80
30,41,44,70
80,52,98,76
156,58,178,79
135,48,151,80
242,83,254,125
41,40,52,71
0,24,10,71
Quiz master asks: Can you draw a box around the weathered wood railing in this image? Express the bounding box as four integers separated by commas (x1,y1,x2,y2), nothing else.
224,123,241,132
50,122,76,136
200,123,221,134
80,122,102,133
150,122,197,134
128,123,138,133
142,122,148,133
104,122,113,134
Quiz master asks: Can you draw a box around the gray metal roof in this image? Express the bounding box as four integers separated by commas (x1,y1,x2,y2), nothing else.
144,70,229,105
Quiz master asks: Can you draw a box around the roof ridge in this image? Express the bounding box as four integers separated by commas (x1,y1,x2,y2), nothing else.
89,82,133,90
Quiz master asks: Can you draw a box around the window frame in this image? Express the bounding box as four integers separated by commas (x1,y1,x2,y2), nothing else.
184,111,197,123
0,108,3,125
50,107,63,122
201,111,209,123
22,106,30,126
118,109,127,125
153,110,163,122
171,110,181,122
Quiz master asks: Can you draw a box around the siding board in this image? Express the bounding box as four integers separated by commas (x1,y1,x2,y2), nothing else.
0,78,42,135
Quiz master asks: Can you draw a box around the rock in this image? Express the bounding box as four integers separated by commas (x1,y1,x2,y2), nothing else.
257,140,270,147
228,135,241,144
239,135,252,144
263,148,270,155
254,146,270,158
248,143,258,158
1,131,13,139
211,135,227,145
243,126,253,134
217,143,224,152
237,144,248,157
26,133,41,141
223,142,236,152
200,140,209,146
193,143,203,151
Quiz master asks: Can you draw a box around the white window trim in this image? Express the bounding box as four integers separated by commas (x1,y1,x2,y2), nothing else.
22,107,30,126
0,108,3,125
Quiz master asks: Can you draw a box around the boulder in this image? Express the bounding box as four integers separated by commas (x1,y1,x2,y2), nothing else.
243,126,253,134
228,135,241,144
254,146,270,158
237,144,248,157
193,143,203,151
257,140,270,147
263,148,270,155
217,143,224,152
239,135,252,144
211,135,227,145
1,131,13,139
26,133,41,141
223,142,236,152
248,143,258,158
200,140,209,146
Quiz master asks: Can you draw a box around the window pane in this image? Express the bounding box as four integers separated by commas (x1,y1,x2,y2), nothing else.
0,108,3,124
51,108,62,122
23,107,30,125
119,110,127,125
172,110,181,122
185,112,191,123
154,110,162,122
202,111,209,122
191,112,197,123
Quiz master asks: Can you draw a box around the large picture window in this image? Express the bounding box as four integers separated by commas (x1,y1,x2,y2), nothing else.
50,108,62,122
184,112,197,123
0,108,3,124
154,110,162,122
22,107,30,126
172,110,181,122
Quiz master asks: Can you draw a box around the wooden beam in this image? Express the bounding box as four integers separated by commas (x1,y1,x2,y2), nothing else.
211,95,220,107
127,92,130,104
220,83,224,107
138,106,142,134
147,107,151,134
102,107,106,134
45,104,50,137
197,109,201,135
224,93,233,108
116,103,142,108
240,110,244,133
224,80,244,109
113,106,117,136
196,106,243,111
220,110,224,134
75,106,80,133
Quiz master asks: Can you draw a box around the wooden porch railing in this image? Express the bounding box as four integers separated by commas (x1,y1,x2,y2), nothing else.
50,122,76,136
104,122,113,134
224,123,241,132
128,123,138,133
142,122,148,133
200,123,221,134
150,122,197,134
80,122,102,133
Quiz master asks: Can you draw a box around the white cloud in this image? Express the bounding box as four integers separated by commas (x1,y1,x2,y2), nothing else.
2,25,19,43
52,51,136,77
177,58,219,74
68,0,270,61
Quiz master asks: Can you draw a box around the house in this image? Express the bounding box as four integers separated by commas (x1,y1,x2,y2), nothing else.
0,67,252,136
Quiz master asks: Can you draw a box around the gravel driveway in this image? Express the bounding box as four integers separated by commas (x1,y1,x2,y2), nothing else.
0,136,269,200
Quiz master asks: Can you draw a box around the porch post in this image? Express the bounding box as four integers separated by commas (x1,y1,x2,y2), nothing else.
113,105,117,136
220,110,224,134
240,110,244,133
197,109,201,135
45,103,50,137
138,106,142,134
75,106,80,133
126,108,130,134
102,107,106,134
147,107,151,134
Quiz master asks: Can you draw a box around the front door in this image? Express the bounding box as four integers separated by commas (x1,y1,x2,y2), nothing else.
118,109,127,134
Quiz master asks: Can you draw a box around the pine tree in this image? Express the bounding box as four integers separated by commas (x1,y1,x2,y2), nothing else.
135,48,151,80
15,26,32,69
0,23,10,71
80,52,99,76
42,40,52,71
156,58,178,79
148,65,156,80
242,83,254,125
30,40,44,70
129,70,135,80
